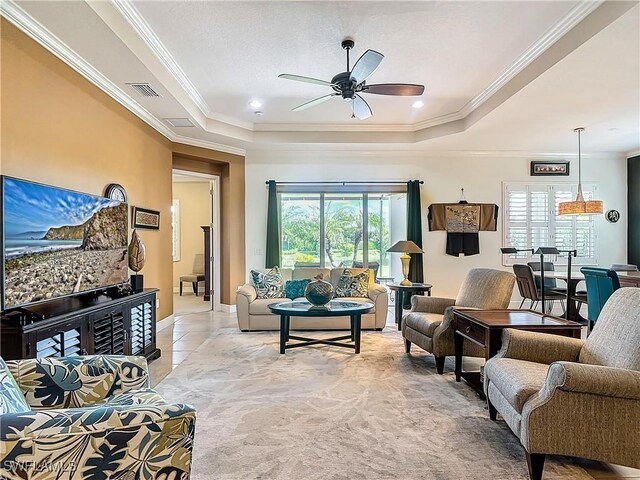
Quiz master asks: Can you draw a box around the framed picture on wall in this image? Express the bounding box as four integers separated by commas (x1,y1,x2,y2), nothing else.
132,206,160,230
530,161,570,176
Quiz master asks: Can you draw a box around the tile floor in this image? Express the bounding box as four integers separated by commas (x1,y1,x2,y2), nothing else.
149,296,639,479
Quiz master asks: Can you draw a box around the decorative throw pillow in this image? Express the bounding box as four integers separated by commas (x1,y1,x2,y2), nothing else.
335,269,370,298
250,267,284,299
284,279,311,300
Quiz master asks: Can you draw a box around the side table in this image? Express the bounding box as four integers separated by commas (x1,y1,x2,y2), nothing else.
452,308,582,395
387,283,432,330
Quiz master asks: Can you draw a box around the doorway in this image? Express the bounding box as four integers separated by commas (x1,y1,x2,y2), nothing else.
171,170,221,316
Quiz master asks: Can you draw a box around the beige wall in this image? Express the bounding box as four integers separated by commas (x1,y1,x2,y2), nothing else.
0,21,177,317
172,182,210,291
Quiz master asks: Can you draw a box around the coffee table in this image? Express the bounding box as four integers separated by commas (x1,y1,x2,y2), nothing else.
268,300,374,354
387,283,432,330
452,309,582,394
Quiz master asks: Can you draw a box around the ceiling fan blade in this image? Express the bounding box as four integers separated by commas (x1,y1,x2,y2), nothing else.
278,74,333,87
364,83,425,96
352,95,372,120
350,49,384,84
292,94,337,111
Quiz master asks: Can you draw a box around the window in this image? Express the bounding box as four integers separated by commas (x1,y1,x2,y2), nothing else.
279,188,406,277
503,183,597,265
171,199,180,262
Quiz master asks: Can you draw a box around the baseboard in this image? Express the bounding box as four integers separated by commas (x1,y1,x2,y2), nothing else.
156,315,176,332
221,304,237,314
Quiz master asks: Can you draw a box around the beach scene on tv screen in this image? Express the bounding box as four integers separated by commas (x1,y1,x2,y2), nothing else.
3,178,128,308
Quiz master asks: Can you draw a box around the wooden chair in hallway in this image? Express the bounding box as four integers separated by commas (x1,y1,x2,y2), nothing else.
180,254,206,296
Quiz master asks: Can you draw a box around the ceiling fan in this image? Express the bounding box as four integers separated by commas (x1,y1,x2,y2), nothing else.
278,39,425,120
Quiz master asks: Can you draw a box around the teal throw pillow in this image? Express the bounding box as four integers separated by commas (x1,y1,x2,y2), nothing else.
284,279,311,300
250,266,284,299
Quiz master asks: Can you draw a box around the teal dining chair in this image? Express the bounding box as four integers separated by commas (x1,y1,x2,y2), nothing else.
580,267,620,331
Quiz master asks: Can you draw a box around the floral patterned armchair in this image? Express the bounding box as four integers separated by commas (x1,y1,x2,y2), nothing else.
0,355,195,479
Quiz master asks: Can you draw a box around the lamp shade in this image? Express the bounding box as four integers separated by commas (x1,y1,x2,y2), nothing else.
558,127,604,216
387,240,423,254
558,199,603,215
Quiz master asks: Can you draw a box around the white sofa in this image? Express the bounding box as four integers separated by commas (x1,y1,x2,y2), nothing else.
236,268,388,331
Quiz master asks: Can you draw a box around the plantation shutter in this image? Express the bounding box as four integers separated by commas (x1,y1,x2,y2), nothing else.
503,183,597,265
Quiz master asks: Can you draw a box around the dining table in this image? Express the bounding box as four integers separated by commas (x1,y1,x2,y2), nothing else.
536,270,640,323
537,271,587,323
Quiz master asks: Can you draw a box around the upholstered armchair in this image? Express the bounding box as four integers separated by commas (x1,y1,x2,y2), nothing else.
0,355,195,480
484,288,640,480
402,268,515,373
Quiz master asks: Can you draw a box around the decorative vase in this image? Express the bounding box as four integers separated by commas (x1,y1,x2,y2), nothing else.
304,274,334,306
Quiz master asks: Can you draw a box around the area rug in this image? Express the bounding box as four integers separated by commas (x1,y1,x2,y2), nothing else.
155,324,598,480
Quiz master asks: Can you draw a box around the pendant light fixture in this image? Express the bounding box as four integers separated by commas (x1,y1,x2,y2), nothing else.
558,127,603,216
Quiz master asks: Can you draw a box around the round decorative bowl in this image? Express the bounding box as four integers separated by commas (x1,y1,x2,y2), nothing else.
304,274,334,306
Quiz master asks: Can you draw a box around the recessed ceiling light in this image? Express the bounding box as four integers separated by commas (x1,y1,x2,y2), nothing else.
254,111,264,116
608,127,619,132
412,100,424,109
250,100,262,108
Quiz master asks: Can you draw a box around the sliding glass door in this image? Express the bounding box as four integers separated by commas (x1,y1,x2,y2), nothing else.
280,189,406,278
280,194,321,268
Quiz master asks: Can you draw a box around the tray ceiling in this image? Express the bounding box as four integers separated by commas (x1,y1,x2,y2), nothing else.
3,0,639,154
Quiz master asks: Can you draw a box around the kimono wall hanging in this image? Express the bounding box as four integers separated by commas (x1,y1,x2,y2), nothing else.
428,189,498,257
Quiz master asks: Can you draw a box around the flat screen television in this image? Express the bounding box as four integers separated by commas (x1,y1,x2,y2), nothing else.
1,176,129,310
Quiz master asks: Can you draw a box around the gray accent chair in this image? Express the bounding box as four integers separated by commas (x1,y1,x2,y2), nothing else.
402,268,515,373
484,288,640,480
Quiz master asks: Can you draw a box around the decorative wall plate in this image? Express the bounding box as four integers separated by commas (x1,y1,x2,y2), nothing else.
605,209,620,223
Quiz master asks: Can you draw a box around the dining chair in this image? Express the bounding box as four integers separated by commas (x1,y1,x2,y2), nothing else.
527,261,565,291
513,265,566,314
580,267,621,332
609,264,639,272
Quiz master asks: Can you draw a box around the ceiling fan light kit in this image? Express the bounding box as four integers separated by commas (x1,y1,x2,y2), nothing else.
558,127,604,216
279,38,425,120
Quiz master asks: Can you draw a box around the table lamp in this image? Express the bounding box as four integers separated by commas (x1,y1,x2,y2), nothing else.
387,240,424,286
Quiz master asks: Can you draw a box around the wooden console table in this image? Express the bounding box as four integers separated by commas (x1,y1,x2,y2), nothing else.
452,309,582,395
0,288,161,361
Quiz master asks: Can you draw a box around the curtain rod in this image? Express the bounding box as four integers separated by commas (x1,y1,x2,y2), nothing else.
265,180,423,185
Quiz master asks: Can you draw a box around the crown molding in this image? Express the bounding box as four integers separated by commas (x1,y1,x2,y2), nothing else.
458,1,604,118
112,0,604,135
110,0,253,131
0,1,246,157
172,135,246,156
110,0,210,117
246,148,622,159
4,0,625,154
0,0,176,139
253,122,415,133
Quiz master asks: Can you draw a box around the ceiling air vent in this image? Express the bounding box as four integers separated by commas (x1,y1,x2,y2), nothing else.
165,118,195,128
127,83,160,97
